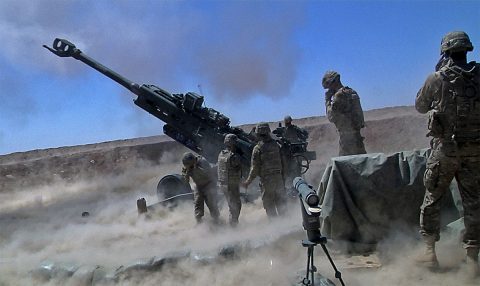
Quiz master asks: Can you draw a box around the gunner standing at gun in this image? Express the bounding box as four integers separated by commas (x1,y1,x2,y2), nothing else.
182,152,220,224
217,134,243,227
242,123,287,218
322,71,367,156
282,115,309,194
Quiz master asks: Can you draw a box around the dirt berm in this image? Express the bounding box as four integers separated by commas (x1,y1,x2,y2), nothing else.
0,106,429,192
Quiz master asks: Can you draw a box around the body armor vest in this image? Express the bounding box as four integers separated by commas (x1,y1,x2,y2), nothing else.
258,140,282,177
429,62,480,142
331,87,364,131
184,157,213,188
217,149,241,184
283,125,308,143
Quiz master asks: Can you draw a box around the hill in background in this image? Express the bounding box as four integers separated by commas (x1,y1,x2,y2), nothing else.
0,105,429,192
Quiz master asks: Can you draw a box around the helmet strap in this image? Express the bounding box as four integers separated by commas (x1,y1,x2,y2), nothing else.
449,51,467,62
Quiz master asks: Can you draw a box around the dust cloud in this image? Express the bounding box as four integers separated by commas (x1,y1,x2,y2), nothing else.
1,159,474,286
0,154,305,285
0,108,473,285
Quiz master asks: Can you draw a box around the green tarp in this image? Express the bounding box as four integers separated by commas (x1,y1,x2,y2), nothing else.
318,149,460,245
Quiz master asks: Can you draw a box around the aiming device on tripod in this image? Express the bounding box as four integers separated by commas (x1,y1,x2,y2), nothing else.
293,177,345,286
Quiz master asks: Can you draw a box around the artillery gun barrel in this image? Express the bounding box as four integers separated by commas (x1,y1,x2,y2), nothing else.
44,38,139,94
43,38,178,108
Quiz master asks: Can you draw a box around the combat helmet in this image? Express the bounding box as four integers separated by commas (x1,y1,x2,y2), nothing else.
284,115,293,124
322,70,340,88
182,152,196,167
224,133,238,146
255,122,271,136
441,31,474,54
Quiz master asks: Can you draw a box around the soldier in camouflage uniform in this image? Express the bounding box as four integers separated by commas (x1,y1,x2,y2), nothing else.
415,31,480,278
217,134,242,226
322,71,367,156
242,122,287,217
282,115,309,193
182,152,220,224
283,115,309,144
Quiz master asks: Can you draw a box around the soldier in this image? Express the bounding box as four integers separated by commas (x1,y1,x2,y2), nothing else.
181,152,220,224
322,71,367,156
217,134,242,227
241,122,287,217
283,115,309,144
282,115,309,192
415,31,480,278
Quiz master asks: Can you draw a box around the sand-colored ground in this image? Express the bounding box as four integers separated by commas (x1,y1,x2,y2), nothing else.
2,106,475,285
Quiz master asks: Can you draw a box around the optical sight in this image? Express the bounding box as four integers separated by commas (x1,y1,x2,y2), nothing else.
293,177,321,213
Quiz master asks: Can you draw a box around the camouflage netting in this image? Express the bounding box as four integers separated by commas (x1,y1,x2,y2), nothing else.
318,149,461,247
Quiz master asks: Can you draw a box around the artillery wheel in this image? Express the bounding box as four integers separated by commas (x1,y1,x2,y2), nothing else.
156,174,193,203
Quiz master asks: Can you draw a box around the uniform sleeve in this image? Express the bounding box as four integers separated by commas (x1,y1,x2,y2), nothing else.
245,146,261,184
326,103,335,123
199,158,215,179
182,167,190,183
415,73,438,114
351,93,365,129
230,153,241,169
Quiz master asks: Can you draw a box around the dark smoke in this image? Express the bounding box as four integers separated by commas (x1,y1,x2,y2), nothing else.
187,3,304,100
0,0,306,98
0,0,307,143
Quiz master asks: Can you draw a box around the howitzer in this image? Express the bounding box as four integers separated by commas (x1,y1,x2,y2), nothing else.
44,38,254,167
44,38,316,201
273,124,315,174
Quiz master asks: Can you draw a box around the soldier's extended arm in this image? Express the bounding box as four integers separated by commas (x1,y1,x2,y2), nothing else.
415,73,438,114
351,93,365,129
243,147,261,186
197,157,215,179
231,154,242,173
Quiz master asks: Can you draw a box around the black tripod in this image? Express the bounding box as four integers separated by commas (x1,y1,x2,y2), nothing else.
301,237,345,286
293,177,346,286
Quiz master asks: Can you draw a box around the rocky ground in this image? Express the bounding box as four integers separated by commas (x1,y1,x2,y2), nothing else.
2,106,474,285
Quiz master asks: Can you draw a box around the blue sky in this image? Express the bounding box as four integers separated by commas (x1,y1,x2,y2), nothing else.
0,0,479,155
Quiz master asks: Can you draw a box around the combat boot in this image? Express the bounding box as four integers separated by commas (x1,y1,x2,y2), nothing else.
414,235,439,269
466,247,480,279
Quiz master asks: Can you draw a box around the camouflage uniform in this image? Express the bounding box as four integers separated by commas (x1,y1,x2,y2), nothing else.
323,71,367,156
283,123,308,144
416,62,480,245
415,31,480,274
244,123,287,217
182,153,220,223
218,134,242,226
282,116,309,191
